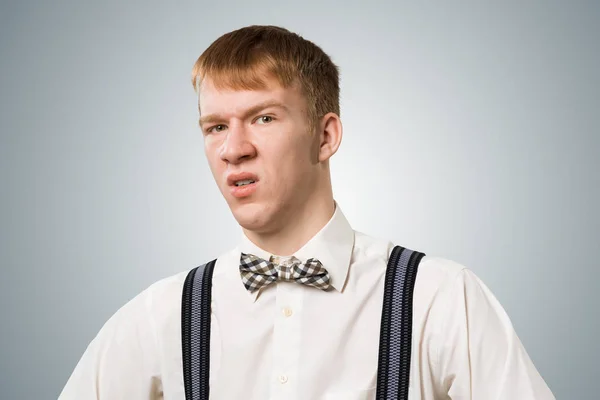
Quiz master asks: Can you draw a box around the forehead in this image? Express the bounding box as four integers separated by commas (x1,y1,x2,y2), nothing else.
198,76,304,116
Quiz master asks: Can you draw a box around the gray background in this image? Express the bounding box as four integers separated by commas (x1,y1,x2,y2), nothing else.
1,1,598,399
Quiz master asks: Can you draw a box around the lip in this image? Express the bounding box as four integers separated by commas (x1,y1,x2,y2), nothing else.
227,172,259,187
227,172,259,199
230,181,258,198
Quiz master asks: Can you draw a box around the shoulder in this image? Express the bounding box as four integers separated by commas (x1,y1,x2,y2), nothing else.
415,255,492,302
354,229,470,286
353,230,482,304
107,247,237,331
355,230,482,314
143,249,237,314
409,253,508,338
90,268,193,343
415,255,469,292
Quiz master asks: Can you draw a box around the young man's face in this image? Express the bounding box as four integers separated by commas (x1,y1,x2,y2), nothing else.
198,76,322,235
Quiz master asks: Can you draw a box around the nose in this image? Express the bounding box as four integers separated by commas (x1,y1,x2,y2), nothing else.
219,122,257,164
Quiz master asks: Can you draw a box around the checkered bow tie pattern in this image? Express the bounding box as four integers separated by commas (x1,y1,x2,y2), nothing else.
239,253,331,293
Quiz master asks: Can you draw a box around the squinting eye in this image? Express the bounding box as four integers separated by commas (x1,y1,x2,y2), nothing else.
208,124,227,133
256,116,273,124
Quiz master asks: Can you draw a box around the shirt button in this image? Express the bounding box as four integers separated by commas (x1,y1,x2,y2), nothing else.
282,307,293,317
279,374,288,384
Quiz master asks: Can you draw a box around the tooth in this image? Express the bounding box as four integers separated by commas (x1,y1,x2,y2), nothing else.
235,179,255,186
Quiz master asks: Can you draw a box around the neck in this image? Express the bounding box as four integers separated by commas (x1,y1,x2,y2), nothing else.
244,191,335,257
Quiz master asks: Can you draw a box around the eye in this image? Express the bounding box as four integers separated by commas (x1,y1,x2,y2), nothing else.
207,124,227,133
256,115,274,124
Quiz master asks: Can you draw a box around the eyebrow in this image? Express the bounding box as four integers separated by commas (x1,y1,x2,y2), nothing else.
198,101,289,126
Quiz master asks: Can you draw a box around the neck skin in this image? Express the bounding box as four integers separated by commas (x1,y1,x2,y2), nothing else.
243,173,335,256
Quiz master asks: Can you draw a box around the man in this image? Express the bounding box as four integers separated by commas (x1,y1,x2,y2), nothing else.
59,25,555,399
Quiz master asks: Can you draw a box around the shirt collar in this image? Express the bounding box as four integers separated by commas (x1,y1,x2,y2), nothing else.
237,201,355,302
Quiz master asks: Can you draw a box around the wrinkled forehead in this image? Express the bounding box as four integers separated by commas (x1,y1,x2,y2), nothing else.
197,72,302,116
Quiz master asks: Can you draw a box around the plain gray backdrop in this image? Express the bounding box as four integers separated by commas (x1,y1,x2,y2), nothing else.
1,1,598,399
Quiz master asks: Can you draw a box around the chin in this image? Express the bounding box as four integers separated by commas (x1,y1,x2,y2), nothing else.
230,201,273,233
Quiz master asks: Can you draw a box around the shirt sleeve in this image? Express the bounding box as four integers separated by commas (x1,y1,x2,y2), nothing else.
435,268,555,400
58,289,162,400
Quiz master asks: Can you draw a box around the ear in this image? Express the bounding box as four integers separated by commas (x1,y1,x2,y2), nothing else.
317,112,343,163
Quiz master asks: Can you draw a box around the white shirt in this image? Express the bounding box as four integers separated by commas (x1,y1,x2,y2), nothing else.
59,204,555,399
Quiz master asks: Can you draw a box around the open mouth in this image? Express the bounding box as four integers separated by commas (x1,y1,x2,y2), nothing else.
234,179,256,187
228,173,259,198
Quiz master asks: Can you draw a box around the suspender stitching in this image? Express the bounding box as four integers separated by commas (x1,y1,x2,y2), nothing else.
397,250,421,399
376,245,404,399
198,260,216,400
182,267,198,400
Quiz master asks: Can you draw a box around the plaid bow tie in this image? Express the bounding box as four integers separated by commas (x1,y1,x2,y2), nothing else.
239,253,331,293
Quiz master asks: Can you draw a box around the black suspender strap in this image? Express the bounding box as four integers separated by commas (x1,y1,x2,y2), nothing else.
376,245,425,400
181,259,216,400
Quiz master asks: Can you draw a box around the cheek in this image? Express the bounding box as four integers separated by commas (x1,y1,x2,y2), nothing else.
204,143,224,176
273,127,313,157
265,138,314,183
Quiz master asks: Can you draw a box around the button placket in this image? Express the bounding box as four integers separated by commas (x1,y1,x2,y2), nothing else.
271,275,303,400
